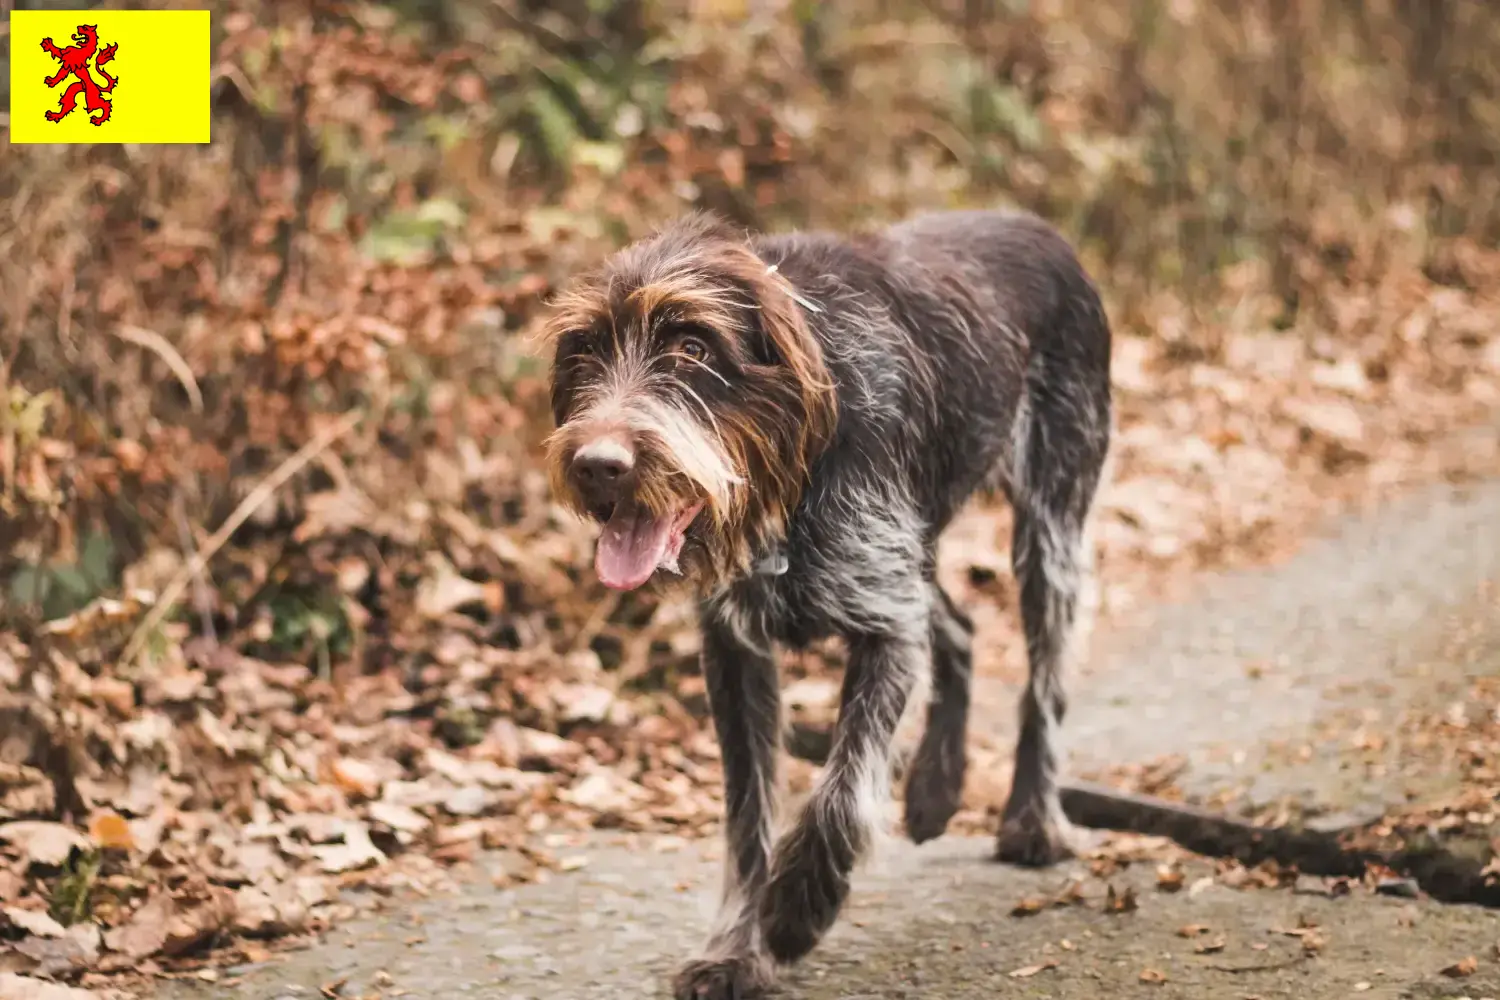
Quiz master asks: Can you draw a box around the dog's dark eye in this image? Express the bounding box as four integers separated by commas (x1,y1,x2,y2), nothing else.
678,338,709,364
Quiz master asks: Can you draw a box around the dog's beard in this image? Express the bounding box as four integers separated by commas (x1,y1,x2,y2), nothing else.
555,387,743,591
595,498,704,590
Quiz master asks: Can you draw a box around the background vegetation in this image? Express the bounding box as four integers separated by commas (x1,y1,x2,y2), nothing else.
4,0,1498,625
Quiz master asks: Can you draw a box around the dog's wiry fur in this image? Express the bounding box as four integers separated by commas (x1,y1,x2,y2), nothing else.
544,209,1112,999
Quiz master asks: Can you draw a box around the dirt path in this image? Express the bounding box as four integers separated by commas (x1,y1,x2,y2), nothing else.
168,837,1500,1000
972,469,1500,815
167,440,1500,1000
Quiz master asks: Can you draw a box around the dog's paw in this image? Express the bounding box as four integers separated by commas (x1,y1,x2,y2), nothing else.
672,954,774,1000
758,828,852,964
994,810,1077,868
902,745,965,845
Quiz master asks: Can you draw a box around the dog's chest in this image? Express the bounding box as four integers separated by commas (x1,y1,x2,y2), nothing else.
722,557,842,651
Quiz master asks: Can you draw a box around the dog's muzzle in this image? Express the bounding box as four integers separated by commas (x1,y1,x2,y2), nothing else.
567,430,705,592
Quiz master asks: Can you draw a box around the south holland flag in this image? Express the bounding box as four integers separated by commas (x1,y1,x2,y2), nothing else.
8,9,211,144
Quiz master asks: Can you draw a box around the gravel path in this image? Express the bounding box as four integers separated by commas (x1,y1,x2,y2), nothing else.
172,837,1500,1000
977,469,1500,814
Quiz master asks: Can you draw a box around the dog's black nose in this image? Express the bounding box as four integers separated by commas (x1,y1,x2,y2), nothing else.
570,439,636,505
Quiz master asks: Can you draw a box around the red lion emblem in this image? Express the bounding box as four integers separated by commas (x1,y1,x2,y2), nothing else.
41,24,118,126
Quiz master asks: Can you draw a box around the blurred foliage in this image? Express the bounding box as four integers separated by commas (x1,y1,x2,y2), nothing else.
0,0,1497,629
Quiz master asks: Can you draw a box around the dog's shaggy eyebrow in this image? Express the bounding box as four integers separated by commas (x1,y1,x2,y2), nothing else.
535,281,611,348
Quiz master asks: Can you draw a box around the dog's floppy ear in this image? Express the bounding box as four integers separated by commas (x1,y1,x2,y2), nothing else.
722,245,838,458
743,260,829,380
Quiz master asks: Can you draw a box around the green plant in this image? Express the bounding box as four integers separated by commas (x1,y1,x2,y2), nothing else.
49,849,102,927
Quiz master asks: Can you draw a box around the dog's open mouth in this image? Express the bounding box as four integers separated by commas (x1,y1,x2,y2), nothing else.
594,499,704,591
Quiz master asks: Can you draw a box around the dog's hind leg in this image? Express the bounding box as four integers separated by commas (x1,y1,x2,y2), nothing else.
995,343,1110,867
902,582,973,843
674,605,781,1000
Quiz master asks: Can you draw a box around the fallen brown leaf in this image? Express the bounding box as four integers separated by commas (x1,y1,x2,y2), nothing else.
0,765,53,819
1194,936,1227,954
0,823,89,869
3,908,65,938
103,893,173,960
559,770,648,816
1010,896,1046,917
1177,923,1211,938
13,923,101,977
331,758,381,799
1156,863,1185,892
367,801,430,835
1281,397,1366,447
414,556,491,618
1140,968,1168,984
1441,955,1478,978
233,879,321,938
1272,924,1314,937
310,823,386,873
0,973,100,1000
0,871,23,905
1008,959,1059,978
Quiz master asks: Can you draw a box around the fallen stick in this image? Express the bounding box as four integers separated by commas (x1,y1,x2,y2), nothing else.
1059,780,1500,908
1061,781,1375,877
1207,956,1308,975
115,324,204,413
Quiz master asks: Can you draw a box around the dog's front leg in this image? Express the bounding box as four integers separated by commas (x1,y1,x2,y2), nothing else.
673,610,781,1000
758,625,924,964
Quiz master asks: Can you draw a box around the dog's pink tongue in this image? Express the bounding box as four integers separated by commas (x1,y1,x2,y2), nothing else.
595,501,674,591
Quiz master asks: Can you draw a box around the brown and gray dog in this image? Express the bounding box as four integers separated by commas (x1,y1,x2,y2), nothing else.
543,209,1112,999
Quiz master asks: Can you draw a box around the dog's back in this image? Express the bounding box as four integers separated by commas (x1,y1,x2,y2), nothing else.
751,208,1112,540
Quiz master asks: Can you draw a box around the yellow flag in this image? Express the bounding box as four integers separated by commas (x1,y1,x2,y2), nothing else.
8,9,211,144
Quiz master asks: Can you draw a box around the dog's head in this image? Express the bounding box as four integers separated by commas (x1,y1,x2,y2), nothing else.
542,213,837,593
